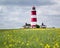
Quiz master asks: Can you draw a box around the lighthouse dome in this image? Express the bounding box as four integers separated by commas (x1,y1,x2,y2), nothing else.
32,6,36,10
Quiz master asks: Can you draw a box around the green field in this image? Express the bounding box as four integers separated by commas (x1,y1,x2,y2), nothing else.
0,28,60,48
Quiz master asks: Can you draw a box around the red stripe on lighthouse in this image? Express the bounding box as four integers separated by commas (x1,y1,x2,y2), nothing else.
31,18,37,22
31,11,36,15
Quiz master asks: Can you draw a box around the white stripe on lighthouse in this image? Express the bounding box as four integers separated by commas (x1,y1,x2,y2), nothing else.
31,22,37,25
31,15,37,18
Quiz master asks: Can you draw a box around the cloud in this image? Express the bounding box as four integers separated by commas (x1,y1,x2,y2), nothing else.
0,6,31,29
37,5,60,16
0,0,55,6
37,3,60,27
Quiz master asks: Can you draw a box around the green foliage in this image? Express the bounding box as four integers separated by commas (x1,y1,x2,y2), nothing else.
0,28,60,48
36,24,40,28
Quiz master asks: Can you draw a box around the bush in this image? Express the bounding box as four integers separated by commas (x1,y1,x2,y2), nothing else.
36,25,40,28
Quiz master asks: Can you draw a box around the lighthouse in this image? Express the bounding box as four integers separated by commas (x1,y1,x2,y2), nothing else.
31,6,37,28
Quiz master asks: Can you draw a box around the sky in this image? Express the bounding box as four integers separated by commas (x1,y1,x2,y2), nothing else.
0,0,60,29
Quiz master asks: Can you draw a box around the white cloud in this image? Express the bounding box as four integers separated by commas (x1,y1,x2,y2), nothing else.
37,5,60,16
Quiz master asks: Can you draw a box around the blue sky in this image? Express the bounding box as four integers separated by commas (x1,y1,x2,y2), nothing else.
0,0,60,29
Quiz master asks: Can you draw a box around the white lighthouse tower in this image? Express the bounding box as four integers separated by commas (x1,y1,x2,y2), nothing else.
31,6,37,28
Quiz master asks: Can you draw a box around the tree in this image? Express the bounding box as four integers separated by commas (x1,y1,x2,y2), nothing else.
36,24,40,28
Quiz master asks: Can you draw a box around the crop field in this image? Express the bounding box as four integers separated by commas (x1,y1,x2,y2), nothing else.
0,28,60,48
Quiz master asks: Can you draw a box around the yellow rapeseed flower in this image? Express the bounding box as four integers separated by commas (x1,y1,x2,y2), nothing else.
9,44,13,47
36,38,39,42
40,43,43,46
4,42,6,45
27,41,29,43
45,44,50,48
21,42,24,45
26,43,29,46
7,34,10,36
53,43,59,48
18,41,21,43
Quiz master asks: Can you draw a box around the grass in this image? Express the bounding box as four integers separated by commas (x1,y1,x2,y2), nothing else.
0,28,60,48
